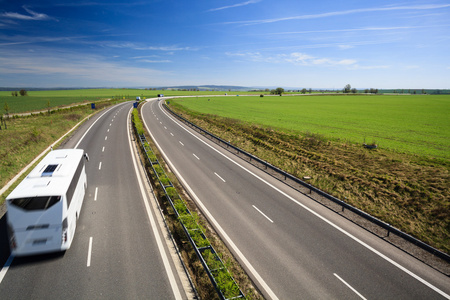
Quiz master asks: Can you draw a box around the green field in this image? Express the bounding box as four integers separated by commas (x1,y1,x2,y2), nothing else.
171,94,450,160
0,89,262,114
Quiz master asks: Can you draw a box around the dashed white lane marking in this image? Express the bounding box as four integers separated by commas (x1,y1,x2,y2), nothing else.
87,237,93,267
98,162,102,170
214,172,226,182
179,141,184,146
0,255,14,284
334,273,366,300
252,205,274,223
193,153,200,160
94,187,98,201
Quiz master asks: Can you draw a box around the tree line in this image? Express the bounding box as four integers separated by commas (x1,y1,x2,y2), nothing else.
11,89,28,96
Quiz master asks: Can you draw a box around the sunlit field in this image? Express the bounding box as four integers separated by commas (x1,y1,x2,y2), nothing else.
0,89,262,114
171,94,450,160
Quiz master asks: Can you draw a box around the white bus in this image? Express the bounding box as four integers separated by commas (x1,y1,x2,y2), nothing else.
6,149,88,256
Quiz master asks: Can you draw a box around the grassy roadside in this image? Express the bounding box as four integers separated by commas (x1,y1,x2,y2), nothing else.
168,100,450,255
0,99,125,206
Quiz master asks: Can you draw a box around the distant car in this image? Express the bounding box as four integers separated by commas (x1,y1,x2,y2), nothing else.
158,94,164,97
136,97,141,101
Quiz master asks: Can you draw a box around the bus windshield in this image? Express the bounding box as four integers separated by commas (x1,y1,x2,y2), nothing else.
9,196,61,211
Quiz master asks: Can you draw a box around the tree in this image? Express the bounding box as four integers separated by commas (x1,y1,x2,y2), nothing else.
343,84,351,93
301,88,307,94
271,87,284,95
19,89,27,96
308,88,312,94
351,88,357,93
275,87,284,95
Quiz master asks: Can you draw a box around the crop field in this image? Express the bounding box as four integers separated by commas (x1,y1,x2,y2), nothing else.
0,89,263,114
171,94,450,160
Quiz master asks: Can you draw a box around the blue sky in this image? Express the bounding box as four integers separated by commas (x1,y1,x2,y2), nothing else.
0,0,449,89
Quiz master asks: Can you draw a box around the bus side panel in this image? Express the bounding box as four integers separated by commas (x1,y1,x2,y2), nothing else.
65,165,87,249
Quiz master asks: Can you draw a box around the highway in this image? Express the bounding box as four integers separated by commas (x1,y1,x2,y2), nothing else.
142,98,450,300
0,102,190,299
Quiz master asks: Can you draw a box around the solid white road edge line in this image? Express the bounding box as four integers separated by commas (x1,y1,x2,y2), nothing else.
334,273,367,300
253,205,274,223
142,101,280,300
127,106,183,300
87,237,93,267
156,100,450,300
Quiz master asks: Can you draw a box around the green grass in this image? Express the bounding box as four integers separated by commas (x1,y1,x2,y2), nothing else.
170,94,450,160
0,88,268,114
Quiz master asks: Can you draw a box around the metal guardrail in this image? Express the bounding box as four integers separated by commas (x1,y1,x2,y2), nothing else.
136,131,245,300
163,103,450,264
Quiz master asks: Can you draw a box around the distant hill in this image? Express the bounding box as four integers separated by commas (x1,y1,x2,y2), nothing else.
158,85,256,91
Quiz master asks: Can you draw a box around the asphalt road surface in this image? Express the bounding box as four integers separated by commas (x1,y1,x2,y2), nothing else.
141,98,450,300
0,102,190,299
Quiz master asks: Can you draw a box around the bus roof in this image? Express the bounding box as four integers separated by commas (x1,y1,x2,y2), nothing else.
6,149,85,200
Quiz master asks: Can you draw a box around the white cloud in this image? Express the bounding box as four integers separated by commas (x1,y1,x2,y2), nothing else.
1,6,54,21
0,49,168,86
208,0,261,12
139,59,172,63
106,42,195,52
286,52,357,66
338,45,354,50
226,51,358,67
349,64,390,70
223,4,450,25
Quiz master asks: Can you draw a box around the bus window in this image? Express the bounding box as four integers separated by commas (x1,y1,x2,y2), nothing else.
9,196,61,211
